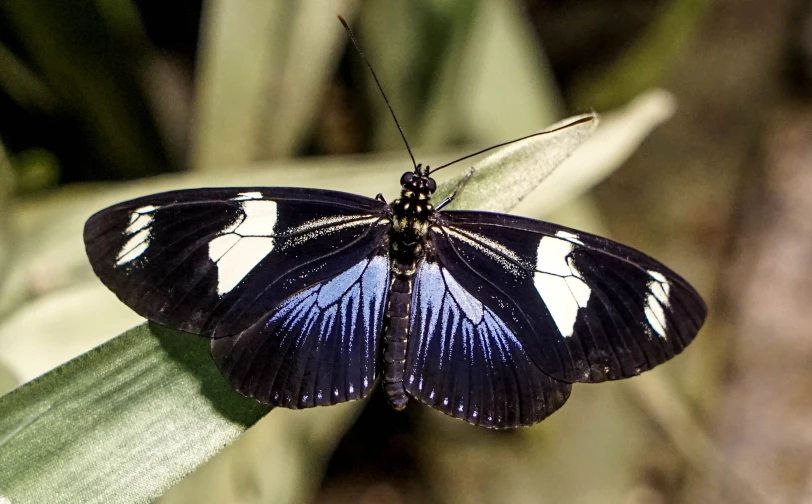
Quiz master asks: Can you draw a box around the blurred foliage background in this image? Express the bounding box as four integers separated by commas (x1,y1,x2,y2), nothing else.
1,0,812,503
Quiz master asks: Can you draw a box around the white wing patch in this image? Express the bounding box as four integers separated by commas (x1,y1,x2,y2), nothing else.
555,230,584,245
214,237,277,295
533,237,591,338
115,205,158,266
233,191,263,201
210,199,278,296
208,196,382,297
534,237,576,276
644,269,671,338
208,233,240,261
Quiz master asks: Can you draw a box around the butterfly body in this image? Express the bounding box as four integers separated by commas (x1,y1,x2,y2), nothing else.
382,166,438,410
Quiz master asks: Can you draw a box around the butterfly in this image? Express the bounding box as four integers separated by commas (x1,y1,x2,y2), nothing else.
83,17,706,429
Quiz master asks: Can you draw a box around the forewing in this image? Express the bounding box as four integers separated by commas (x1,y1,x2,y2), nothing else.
84,187,390,337
429,211,706,384
211,253,389,407
404,259,572,428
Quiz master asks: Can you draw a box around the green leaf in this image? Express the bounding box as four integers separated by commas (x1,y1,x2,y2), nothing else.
192,0,287,170
0,323,269,503
434,114,599,212
192,1,359,170
513,89,677,218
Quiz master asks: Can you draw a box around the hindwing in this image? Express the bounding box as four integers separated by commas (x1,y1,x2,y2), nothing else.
210,253,389,406
405,259,572,428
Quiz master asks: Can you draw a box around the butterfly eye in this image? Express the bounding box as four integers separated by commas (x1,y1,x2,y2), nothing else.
426,178,437,193
400,172,415,186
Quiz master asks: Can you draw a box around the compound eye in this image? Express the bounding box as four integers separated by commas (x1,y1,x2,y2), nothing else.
426,177,437,193
400,172,415,186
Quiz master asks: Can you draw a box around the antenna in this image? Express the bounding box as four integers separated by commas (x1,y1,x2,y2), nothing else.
428,116,595,175
338,15,417,170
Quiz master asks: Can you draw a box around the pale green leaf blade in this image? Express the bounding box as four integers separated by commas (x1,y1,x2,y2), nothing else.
514,89,677,218
433,114,599,212
259,1,359,158
0,324,270,504
192,0,286,170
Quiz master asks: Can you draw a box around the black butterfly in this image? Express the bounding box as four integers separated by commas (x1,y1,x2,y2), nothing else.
83,18,706,429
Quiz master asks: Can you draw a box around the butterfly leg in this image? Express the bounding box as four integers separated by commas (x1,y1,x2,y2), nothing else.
435,167,475,210
376,193,388,203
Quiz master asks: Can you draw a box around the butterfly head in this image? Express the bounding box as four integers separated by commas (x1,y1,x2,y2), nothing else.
400,164,437,196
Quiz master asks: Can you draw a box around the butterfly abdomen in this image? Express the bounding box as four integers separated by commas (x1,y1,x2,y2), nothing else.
382,267,413,410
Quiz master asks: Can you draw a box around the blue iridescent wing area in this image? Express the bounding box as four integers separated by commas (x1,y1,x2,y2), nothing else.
84,187,392,406
425,211,706,385
210,254,389,407
84,187,389,338
404,259,572,428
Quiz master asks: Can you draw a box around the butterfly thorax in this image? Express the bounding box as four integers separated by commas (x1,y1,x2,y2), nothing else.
389,168,436,268
382,167,437,410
